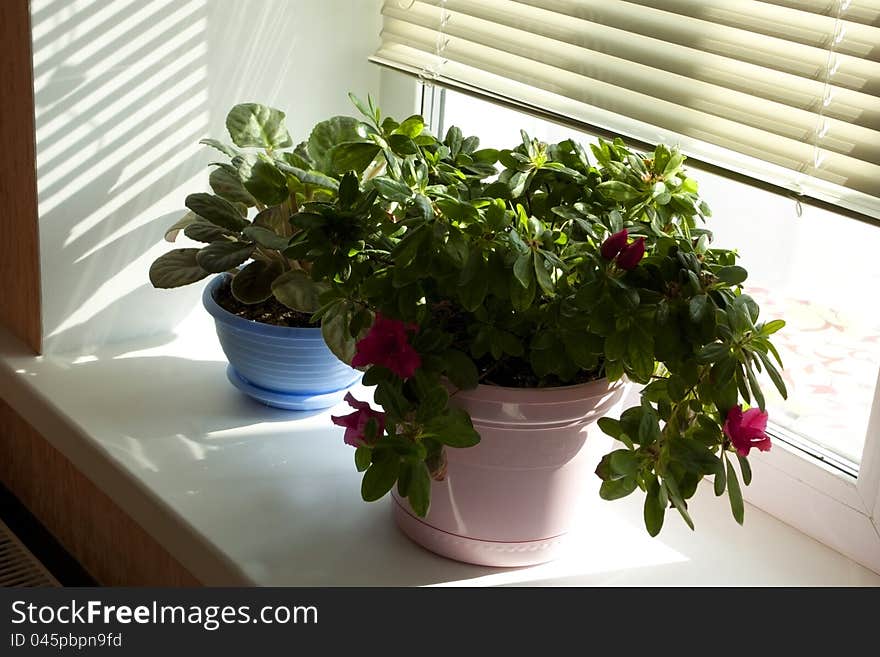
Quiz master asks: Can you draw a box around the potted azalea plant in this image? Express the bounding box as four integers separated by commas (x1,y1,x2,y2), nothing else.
150,103,386,410
281,97,786,566
155,94,786,566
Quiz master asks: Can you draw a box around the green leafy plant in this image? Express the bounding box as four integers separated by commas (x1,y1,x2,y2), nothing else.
150,101,385,315
154,95,786,535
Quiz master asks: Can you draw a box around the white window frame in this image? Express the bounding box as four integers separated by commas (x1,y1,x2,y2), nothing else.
419,81,880,574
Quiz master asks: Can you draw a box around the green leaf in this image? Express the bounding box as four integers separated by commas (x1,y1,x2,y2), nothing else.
195,241,255,273
274,161,339,191
444,230,469,267
641,379,669,403
397,462,413,499
513,251,532,288
369,176,412,203
184,222,233,244
608,449,640,477
445,126,463,156
597,417,623,439
422,408,481,448
713,377,739,417
689,294,709,323
394,115,425,139
737,454,753,486
328,142,381,175
745,360,766,411
355,446,371,472
413,371,449,421
225,103,292,149
670,438,723,477
407,461,432,517
361,453,400,502
599,477,638,501
321,300,357,364
230,259,283,304
388,133,419,155
598,180,641,201
164,211,200,242
338,171,359,207
253,202,294,238
200,138,239,158
149,248,210,288
185,193,248,231
308,116,368,173
726,456,745,525
638,406,661,445
713,461,727,496
716,265,748,286
644,479,665,536
752,352,788,399
348,92,375,123
374,379,409,418
533,253,554,295
209,166,257,206
271,269,329,313
663,150,685,176
761,319,785,336
663,477,695,530
242,225,289,250
243,159,289,206
509,272,535,311
697,342,730,364
442,349,479,390
391,225,427,268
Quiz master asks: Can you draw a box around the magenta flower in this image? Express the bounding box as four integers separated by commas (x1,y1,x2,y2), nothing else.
601,229,629,260
723,405,771,457
351,314,421,379
600,229,645,271
331,393,386,447
616,237,645,271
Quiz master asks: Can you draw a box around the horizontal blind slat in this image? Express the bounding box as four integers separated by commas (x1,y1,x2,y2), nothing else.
439,0,880,128
376,35,880,198
760,0,880,27
514,0,880,95
621,0,880,62
375,0,880,218
383,12,880,165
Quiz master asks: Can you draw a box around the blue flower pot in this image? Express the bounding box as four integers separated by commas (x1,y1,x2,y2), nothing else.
202,274,361,411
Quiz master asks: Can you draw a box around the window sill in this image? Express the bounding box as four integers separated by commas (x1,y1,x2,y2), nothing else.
0,319,877,586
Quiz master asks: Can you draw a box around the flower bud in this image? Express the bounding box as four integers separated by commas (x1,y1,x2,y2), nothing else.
616,237,645,271
601,229,629,260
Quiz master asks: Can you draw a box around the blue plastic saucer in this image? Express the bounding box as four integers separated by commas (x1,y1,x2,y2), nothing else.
226,365,358,411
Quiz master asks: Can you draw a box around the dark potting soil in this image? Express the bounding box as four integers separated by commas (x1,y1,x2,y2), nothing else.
214,279,315,328
474,356,604,388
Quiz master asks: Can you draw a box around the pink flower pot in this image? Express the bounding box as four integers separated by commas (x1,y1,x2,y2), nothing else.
392,378,627,567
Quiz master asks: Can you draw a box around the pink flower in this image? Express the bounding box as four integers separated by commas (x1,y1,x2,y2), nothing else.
331,393,386,447
601,229,629,260
616,237,645,271
723,405,771,457
600,229,645,271
351,314,421,379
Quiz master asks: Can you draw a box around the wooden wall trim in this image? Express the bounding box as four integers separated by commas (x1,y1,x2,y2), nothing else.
0,400,200,586
0,0,42,354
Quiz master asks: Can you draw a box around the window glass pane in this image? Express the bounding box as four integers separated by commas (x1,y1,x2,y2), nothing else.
440,88,879,466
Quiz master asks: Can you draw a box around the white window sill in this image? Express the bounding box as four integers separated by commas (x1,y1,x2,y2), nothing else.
0,319,877,586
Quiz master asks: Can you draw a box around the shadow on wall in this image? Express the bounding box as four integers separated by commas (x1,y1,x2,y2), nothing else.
33,0,211,355
32,0,382,356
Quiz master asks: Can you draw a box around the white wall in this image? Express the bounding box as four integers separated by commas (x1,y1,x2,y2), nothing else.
32,0,385,355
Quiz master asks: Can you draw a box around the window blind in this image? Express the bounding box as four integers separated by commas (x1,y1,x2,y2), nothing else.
371,0,880,220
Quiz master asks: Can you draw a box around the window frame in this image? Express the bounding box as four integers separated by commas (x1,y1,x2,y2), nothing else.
423,82,880,574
